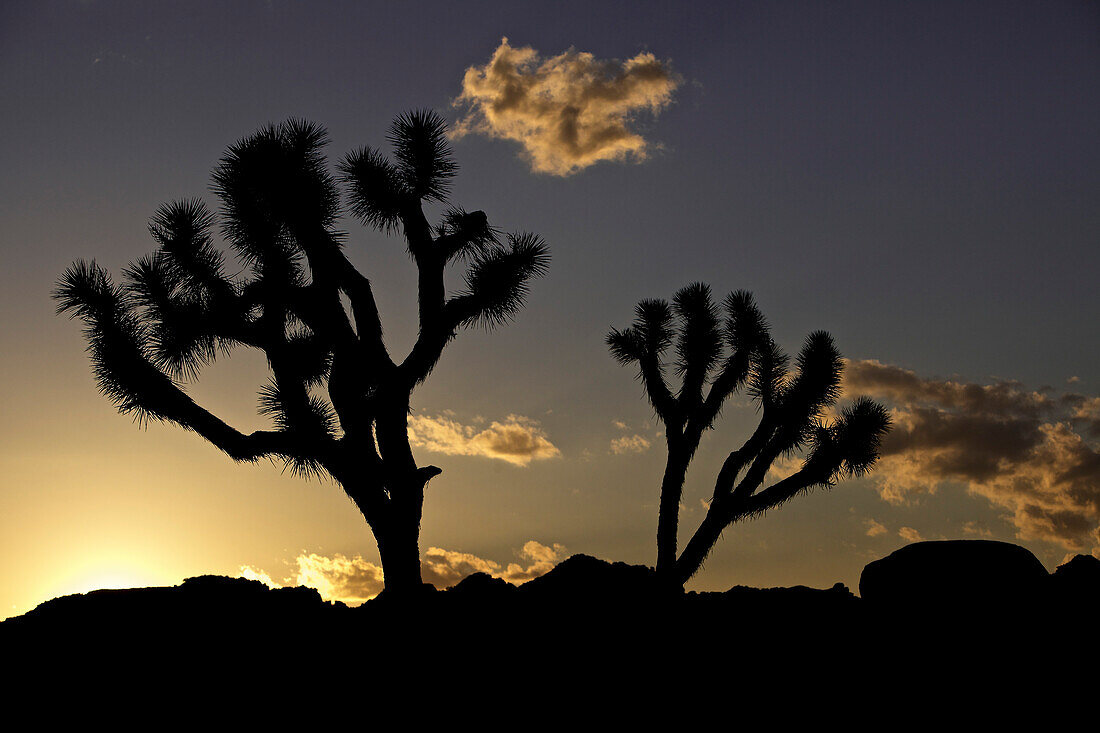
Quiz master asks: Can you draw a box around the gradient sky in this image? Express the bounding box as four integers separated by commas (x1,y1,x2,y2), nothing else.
2,0,1098,617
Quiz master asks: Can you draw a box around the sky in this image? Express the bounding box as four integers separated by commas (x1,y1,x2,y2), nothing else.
1,0,1098,617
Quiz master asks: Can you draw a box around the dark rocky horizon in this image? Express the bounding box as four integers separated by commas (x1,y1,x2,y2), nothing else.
6,539,1097,631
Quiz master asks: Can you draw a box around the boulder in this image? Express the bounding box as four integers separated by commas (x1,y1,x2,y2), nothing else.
1050,554,1100,602
859,540,1048,606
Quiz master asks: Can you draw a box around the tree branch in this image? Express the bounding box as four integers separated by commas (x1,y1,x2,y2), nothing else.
685,350,752,442
640,352,679,426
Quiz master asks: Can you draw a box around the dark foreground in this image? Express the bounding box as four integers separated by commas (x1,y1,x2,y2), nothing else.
4,541,1098,713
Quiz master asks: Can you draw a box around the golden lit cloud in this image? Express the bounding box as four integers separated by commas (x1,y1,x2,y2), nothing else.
846,359,1100,556
292,553,385,604
420,547,501,589
961,521,993,538
865,519,888,537
765,454,803,482
898,526,924,543
610,434,651,454
453,37,681,175
408,413,560,466
500,539,568,584
240,541,566,605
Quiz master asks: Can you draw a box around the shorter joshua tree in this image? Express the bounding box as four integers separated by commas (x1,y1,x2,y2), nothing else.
608,284,890,588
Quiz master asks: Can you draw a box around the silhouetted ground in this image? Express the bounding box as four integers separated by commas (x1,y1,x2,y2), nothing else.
5,541,1097,711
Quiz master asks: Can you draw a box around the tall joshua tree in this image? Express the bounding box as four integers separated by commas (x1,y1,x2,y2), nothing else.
608,284,890,588
55,112,548,595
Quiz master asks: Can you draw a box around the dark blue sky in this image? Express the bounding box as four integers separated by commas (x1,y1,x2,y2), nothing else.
2,1,1098,614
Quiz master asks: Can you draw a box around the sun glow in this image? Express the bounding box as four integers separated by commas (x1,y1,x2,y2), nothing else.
65,568,154,594
47,556,167,601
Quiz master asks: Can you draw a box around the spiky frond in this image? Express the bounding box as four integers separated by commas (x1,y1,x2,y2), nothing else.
690,291,769,432
769,331,843,454
277,333,333,387
212,119,338,269
387,109,457,202
607,327,644,365
438,208,497,262
258,378,338,436
672,283,722,410
54,260,117,322
633,299,674,358
832,396,891,477
123,253,217,380
723,290,769,356
747,336,790,408
148,199,231,297
340,146,407,233
455,232,550,329
608,298,677,424
257,378,337,479
54,261,182,422
787,331,843,416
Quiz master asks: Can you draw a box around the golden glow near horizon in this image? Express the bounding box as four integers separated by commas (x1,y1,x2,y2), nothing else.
53,566,162,598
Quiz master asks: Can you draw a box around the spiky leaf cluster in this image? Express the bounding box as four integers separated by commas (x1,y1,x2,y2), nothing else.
457,232,550,329
341,109,458,237
607,284,770,431
213,119,339,279
54,261,184,423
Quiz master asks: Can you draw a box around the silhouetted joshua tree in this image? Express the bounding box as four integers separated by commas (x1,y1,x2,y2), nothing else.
55,112,548,595
608,284,890,588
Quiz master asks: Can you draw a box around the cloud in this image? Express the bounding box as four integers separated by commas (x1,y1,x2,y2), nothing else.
961,521,993,538
240,541,567,605
453,37,681,175
898,526,924,543
243,553,385,605
420,547,501,589
238,566,279,587
865,519,888,537
766,454,804,482
408,413,560,466
846,359,1100,555
610,434,652,454
499,540,569,584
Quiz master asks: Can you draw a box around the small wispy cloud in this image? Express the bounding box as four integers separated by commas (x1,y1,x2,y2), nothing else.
765,454,804,483
961,521,993,538
408,413,560,466
453,37,681,175
610,434,652,455
239,541,567,605
865,519,889,537
898,526,924,543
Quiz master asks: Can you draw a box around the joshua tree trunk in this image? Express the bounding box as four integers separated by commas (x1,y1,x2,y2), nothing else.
366,393,437,592
675,498,729,585
375,515,423,593
343,458,436,594
655,441,690,581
